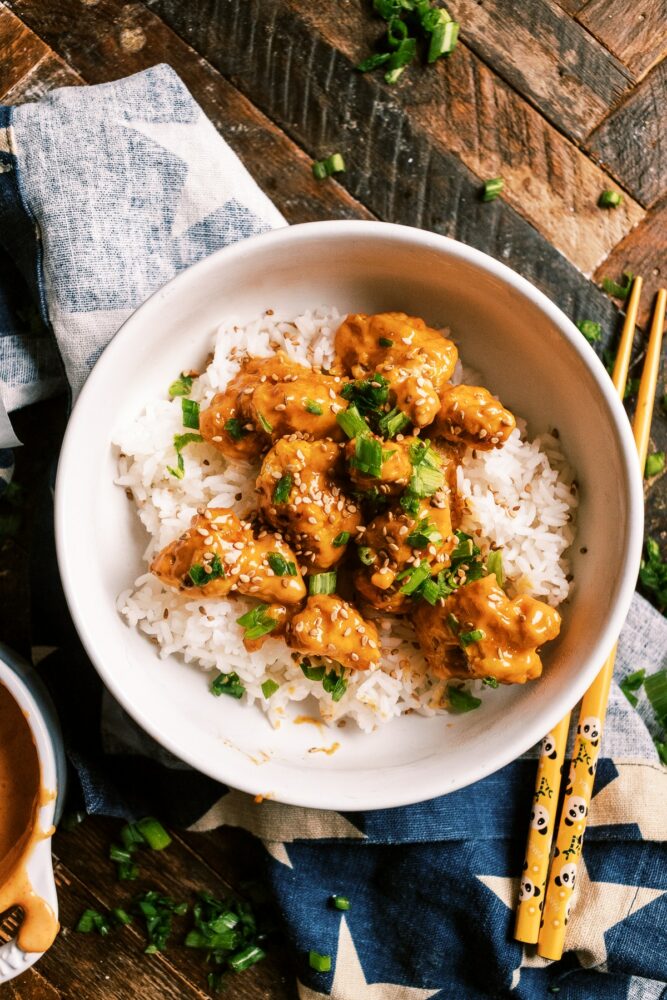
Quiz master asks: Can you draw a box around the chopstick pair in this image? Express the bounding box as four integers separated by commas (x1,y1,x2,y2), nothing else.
514,279,667,960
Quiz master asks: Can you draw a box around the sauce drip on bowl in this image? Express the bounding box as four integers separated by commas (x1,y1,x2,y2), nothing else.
0,681,59,953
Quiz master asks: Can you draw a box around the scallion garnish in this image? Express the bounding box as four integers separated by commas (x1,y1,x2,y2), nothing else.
273,472,293,504
323,668,348,701
378,407,411,439
181,397,200,429
309,951,332,973
639,538,667,609
312,153,346,179
309,572,337,595
407,517,443,549
576,320,602,343
168,373,194,397
330,895,351,911
301,661,327,681
398,562,432,595
210,671,246,699
110,844,133,864
645,452,665,478
112,907,133,926
167,431,203,479
447,684,482,713
601,271,633,300
188,554,225,587
400,491,420,516
133,891,188,953
261,678,280,699
645,670,667,728
427,12,459,61
268,552,297,576
304,398,324,415
224,418,249,442
336,405,371,439
357,51,392,72
237,604,280,641
350,435,393,479
358,546,375,565
76,908,111,935
459,628,485,647
384,36,417,83
598,189,623,208
258,413,273,433
483,677,499,688
482,177,504,202
408,439,444,497
619,668,645,708
486,549,505,588
341,373,389,415
228,945,267,972
378,337,394,347
120,821,147,850
333,531,350,547
136,817,172,851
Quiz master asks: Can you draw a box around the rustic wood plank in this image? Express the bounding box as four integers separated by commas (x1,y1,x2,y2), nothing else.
586,58,667,208
554,0,589,13
0,0,372,229
52,818,296,999
577,0,667,80
140,0,644,278
0,966,62,999
0,6,49,96
0,51,82,103
594,197,667,330
445,0,632,140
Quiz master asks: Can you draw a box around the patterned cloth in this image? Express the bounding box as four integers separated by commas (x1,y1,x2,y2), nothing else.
0,66,665,1000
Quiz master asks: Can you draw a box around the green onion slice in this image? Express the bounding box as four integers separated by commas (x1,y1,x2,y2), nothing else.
447,684,482,713
378,407,411,439
598,189,623,208
620,668,645,708
224,417,249,442
341,374,389,415
309,572,337,595
398,562,431,595
330,895,351,911
309,951,332,973
136,818,172,851
168,373,194,397
486,549,505,588
482,177,504,202
188,553,225,587
210,671,246,698
482,677,499,688
301,661,326,681
261,678,280,699
268,552,297,576
645,452,665,478
333,531,350,547
576,320,602,344
459,628,485,647
237,604,280,641
358,546,375,565
181,397,200,429
357,51,392,72
407,517,443,549
273,472,293,504
304,398,324,415
378,337,394,347
337,405,370,439
258,412,273,433
408,440,444,497
644,669,667,728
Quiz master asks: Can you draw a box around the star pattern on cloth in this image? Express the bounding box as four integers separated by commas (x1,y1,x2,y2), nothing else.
297,917,440,1000
478,856,665,978
123,114,283,237
587,761,667,840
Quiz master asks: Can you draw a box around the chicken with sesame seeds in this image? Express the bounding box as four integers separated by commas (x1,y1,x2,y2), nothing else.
286,595,381,671
200,353,347,459
414,574,561,685
334,312,458,428
344,432,413,495
256,438,362,569
150,507,306,604
353,500,457,613
433,384,516,450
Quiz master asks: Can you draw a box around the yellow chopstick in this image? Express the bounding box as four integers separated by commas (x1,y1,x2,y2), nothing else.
513,276,643,944
538,284,666,961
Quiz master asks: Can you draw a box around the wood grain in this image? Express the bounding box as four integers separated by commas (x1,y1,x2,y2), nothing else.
586,58,667,208
0,6,52,96
141,0,644,277
445,0,632,140
0,51,82,103
0,0,372,228
577,0,667,80
0,967,61,999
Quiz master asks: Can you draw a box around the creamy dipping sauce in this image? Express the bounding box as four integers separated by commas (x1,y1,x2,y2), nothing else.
0,681,59,953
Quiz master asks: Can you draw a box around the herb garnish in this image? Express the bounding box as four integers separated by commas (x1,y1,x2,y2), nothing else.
407,517,443,549
378,406,411,439
304,398,324,415
350,435,395,479
210,671,245,699
482,177,504,202
224,417,249,441
486,549,504,589
406,439,444,498
309,572,337,595
341,373,390,415
639,538,667,610
268,552,297,576
188,554,225,587
167,432,203,479
357,1,460,85
273,472,293,504
237,604,280,641
181,397,200,429
601,271,633,300
261,679,280,699
447,684,482,713
168,373,194,397
598,189,623,208
312,153,346,180
133,891,188,953
333,531,351,547
258,413,273,433
645,452,665,478
620,668,646,708
576,320,602,344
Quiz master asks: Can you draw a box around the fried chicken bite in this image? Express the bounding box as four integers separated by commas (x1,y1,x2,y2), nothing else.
286,594,380,671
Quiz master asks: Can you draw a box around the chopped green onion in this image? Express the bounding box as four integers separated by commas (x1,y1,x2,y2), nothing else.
447,684,482,713
168,373,194,397
601,272,633,300
273,472,293,504
304,398,324,415
136,818,172,851
188,554,225,587
167,432,203,479
330,895,350,911
645,452,665,478
309,951,332,973
210,671,246,699
312,153,346,179
459,628,485,647
655,740,667,765
378,337,394,347
268,552,297,576
427,15,459,61
112,908,133,926
258,413,273,433
110,844,133,864
323,669,348,701
309,572,337,595
620,668,646,708
384,36,417,83
341,373,390,415
76,908,105,933
261,678,280,699
387,14,409,47
482,677,499,688
639,538,667,610
301,661,327,681
378,407,411,439
357,51,392,72
400,491,420,516
407,517,443,549
644,669,667,728
337,405,370,439
228,945,267,972
237,604,280,641
486,549,505,588
133,891,187,953
408,440,444,497
350,435,390,479
482,177,504,202
420,573,451,605
398,562,432,595
576,320,602,344
447,613,460,632
598,189,623,208
118,861,140,881
224,418,249,442
181,397,200,429
358,546,375,565
333,531,350,547
120,822,145,850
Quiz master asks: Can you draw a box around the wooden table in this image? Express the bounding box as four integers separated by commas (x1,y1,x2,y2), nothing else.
0,1,665,997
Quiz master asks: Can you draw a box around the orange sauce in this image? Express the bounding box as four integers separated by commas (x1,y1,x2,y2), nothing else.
308,742,341,756
0,682,59,953
293,715,323,728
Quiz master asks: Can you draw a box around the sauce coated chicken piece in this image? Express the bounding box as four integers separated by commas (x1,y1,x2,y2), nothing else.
344,433,413,495
150,507,307,604
434,384,516,450
256,438,362,569
200,353,347,460
354,499,456,614
335,312,458,428
286,595,381,671
414,574,561,684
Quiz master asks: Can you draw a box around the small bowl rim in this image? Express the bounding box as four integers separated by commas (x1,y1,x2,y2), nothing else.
54,220,644,809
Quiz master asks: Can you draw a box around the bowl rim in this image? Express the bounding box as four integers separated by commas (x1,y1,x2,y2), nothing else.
54,220,644,809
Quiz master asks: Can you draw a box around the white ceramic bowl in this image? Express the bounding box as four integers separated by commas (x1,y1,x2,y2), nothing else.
55,221,643,810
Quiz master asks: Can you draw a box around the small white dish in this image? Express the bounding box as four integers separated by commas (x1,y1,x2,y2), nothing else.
55,221,643,810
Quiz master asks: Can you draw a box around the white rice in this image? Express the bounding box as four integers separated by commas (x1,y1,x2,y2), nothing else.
113,306,578,732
